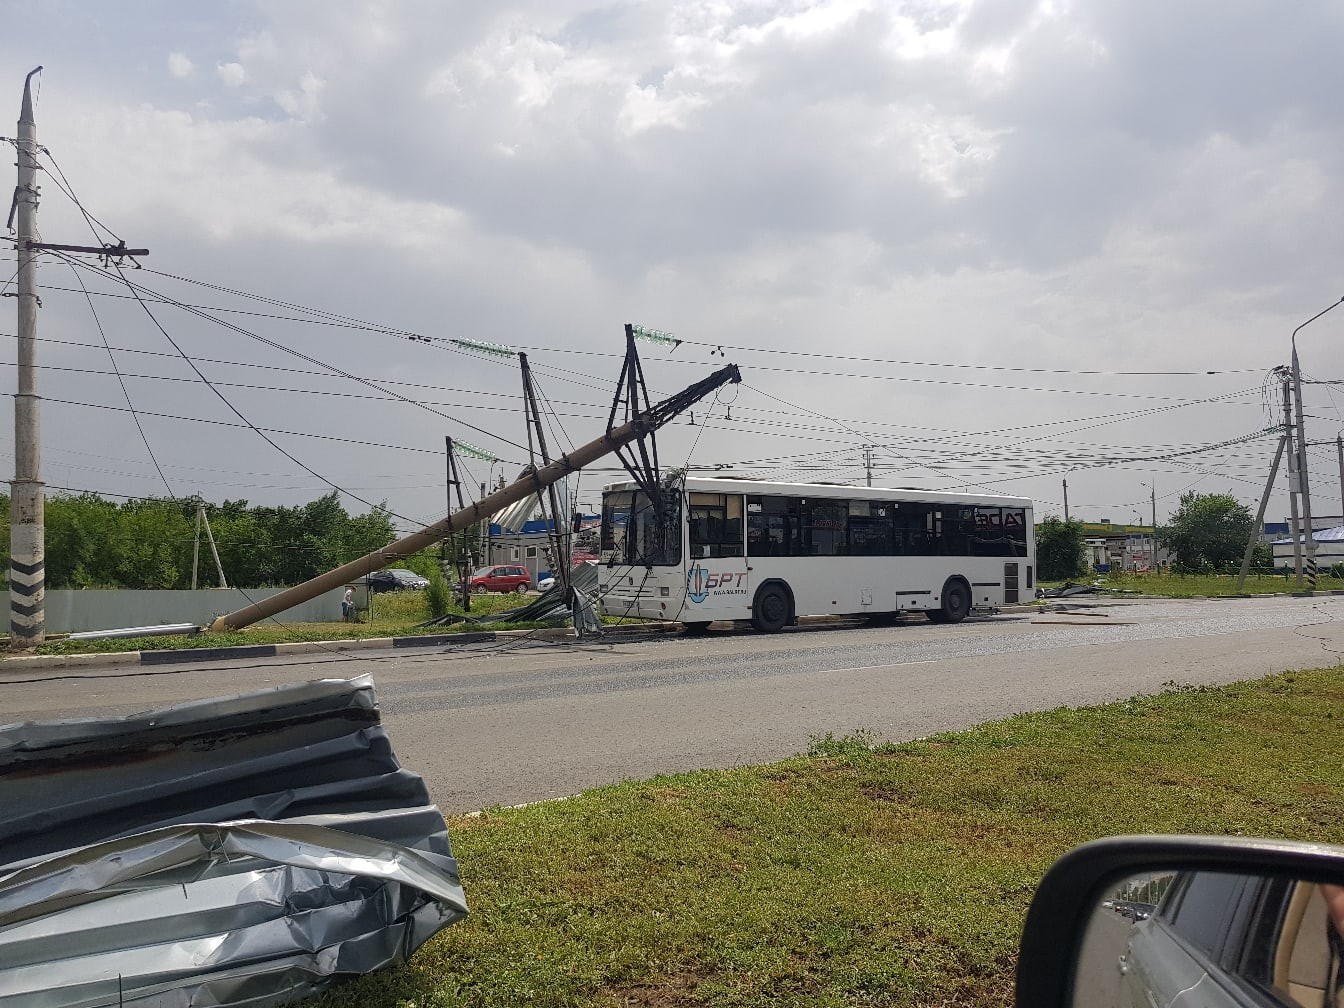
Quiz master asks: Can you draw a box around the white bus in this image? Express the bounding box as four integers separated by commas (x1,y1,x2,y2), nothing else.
598,476,1035,631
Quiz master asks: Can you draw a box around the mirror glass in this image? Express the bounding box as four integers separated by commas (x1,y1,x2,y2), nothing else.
1074,871,1344,1008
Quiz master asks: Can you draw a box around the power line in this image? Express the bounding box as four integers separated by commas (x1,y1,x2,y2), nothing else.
51,252,533,455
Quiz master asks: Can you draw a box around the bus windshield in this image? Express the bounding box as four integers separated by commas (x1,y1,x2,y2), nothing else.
601,489,682,567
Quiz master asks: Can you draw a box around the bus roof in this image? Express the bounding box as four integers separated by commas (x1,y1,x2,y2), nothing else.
600,476,1032,508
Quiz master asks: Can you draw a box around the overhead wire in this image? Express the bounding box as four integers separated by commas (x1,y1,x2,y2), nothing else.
14,204,1294,515
32,158,436,529
39,149,176,496
54,253,534,457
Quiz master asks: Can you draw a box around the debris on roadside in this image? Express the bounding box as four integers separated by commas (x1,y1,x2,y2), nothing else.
0,674,467,1006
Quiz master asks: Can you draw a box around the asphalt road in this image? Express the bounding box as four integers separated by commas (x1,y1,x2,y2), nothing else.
4,595,1342,814
1074,902,1133,1008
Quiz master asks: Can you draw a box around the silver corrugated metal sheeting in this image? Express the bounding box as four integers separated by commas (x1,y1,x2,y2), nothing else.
0,674,467,1007
490,472,572,534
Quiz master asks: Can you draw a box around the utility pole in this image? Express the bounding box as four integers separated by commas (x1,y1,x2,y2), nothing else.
1291,341,1318,589
192,509,201,591
190,505,227,589
1062,478,1070,522
203,506,226,587
445,438,472,611
520,354,572,596
9,69,44,649
863,445,873,487
1236,434,1287,590
1149,483,1157,568
1337,434,1343,528
207,360,741,631
1283,370,1304,585
1289,296,1344,591
8,69,147,649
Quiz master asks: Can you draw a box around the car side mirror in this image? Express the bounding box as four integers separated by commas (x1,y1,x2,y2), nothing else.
1016,835,1344,1007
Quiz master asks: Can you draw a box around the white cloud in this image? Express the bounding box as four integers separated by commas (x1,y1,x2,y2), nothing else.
167,52,194,79
216,62,246,86
1,0,1342,525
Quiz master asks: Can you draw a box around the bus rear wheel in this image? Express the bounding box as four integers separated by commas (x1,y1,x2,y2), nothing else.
751,584,790,633
927,578,970,624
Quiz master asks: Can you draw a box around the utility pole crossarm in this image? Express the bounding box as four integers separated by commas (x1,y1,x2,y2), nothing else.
28,241,148,258
207,362,742,632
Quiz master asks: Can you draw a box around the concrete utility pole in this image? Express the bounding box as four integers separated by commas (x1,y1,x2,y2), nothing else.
190,505,228,590
1236,434,1287,590
1291,343,1318,589
1337,434,1343,522
9,69,45,649
1290,296,1344,591
1151,484,1157,565
1283,371,1305,585
1142,482,1157,567
8,70,148,649
1062,478,1069,522
208,361,741,632
444,438,473,611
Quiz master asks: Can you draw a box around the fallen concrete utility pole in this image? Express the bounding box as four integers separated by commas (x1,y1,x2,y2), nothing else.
209,361,741,632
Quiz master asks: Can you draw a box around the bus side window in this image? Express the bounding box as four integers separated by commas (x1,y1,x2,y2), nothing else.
691,492,745,558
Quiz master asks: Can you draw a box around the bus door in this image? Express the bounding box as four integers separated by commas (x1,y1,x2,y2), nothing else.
684,492,749,617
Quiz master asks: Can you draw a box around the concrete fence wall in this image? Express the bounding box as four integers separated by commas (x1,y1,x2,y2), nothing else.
44,587,348,634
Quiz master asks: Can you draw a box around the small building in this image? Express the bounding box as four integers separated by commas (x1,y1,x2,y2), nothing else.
487,515,599,584
1270,526,1344,572
1077,520,1168,573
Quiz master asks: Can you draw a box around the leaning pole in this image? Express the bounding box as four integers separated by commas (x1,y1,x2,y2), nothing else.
209,362,740,632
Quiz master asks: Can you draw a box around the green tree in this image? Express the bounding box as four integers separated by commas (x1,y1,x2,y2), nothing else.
1157,492,1255,572
1036,516,1086,581
37,491,400,590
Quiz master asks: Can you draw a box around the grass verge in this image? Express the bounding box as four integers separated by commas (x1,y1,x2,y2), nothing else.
313,667,1344,1008
33,591,536,655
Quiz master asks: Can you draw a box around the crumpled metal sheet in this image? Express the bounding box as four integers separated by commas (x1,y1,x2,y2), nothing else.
0,675,467,1007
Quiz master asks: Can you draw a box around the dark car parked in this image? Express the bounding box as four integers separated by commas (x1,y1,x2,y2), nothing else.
365,568,430,592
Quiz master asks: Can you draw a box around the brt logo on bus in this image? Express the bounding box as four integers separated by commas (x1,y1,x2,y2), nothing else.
687,566,748,604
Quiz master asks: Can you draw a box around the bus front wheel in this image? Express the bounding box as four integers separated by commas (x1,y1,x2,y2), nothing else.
751,584,791,633
927,578,970,624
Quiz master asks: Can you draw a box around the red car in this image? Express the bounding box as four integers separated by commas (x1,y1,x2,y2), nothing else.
468,564,531,594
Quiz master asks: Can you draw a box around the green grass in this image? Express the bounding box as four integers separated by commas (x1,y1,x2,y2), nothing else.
34,590,539,655
312,667,1344,1008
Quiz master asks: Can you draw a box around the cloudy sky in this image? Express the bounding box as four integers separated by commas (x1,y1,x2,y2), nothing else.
3,0,1343,535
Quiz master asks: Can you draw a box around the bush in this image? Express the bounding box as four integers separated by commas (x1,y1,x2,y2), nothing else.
425,570,450,619
1037,516,1086,581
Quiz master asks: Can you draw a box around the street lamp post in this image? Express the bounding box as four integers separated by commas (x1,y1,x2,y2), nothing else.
1291,296,1344,591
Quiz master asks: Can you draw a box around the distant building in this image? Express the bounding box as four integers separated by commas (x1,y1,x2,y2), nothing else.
1073,520,1168,573
1263,515,1343,540
1270,525,1344,572
488,514,599,582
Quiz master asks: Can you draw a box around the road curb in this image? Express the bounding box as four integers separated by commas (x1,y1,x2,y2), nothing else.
0,620,688,676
